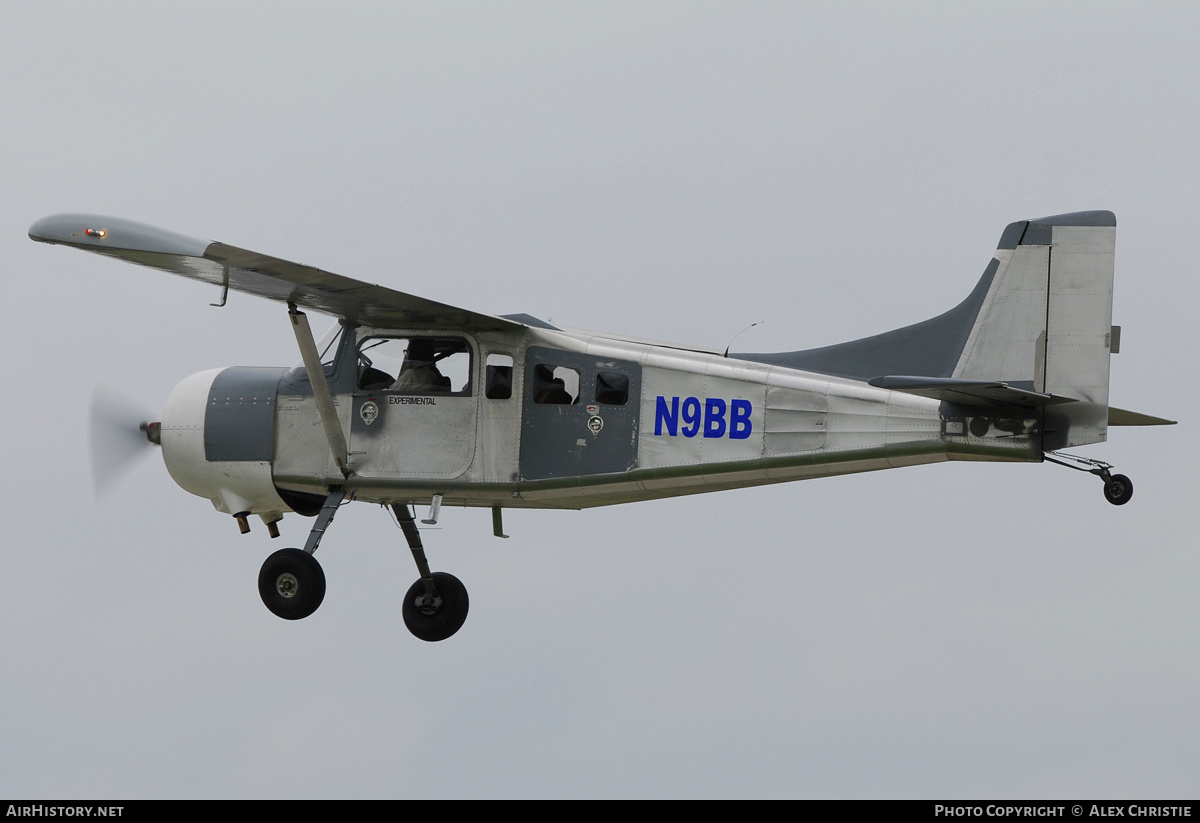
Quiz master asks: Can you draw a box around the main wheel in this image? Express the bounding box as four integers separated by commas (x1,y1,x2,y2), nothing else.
402,572,469,642
259,548,326,620
1103,473,1134,506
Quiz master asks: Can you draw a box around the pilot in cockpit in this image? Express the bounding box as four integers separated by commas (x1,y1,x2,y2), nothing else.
391,339,450,392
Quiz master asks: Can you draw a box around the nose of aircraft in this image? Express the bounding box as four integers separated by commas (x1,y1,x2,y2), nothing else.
159,367,289,519
159,368,219,503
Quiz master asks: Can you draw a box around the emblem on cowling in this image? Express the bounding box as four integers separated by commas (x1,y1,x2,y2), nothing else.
360,400,380,426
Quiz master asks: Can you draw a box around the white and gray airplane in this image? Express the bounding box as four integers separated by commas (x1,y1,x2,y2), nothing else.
30,210,1173,641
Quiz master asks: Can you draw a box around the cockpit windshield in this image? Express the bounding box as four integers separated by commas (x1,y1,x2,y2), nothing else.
314,323,344,369
289,322,345,370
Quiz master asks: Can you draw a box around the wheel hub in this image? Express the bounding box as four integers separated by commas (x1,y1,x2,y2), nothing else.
275,573,299,599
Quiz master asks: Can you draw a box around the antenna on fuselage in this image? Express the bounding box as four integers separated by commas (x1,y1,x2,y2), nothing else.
723,321,765,357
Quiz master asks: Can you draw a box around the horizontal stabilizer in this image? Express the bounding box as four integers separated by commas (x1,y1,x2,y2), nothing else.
1108,406,1177,426
868,375,1077,408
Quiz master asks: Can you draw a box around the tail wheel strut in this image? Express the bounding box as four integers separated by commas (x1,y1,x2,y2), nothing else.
1044,451,1133,506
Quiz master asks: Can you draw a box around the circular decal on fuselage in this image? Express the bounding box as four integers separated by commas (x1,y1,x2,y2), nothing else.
587,415,604,434
360,400,380,426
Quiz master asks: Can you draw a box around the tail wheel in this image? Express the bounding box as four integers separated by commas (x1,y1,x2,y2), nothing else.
402,572,469,642
259,548,326,620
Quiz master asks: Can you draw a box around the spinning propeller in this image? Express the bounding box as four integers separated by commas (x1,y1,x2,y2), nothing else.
88,386,161,496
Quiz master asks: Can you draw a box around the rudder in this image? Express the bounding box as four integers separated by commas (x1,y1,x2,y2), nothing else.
953,211,1116,447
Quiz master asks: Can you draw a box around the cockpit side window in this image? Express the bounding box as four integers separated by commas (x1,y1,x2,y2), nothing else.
356,336,473,395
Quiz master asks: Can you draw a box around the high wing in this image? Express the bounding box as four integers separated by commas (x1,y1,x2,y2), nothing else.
29,213,524,331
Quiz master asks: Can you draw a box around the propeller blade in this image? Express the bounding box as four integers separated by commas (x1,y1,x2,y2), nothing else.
89,386,159,496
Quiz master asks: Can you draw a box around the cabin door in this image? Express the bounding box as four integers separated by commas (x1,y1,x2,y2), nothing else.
348,334,478,479
519,346,641,481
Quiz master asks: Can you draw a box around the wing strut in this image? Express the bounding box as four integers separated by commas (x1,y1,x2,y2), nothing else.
288,304,350,477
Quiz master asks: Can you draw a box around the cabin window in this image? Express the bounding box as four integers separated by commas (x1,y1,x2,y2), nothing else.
532,364,579,405
485,354,514,400
357,337,472,394
595,371,629,405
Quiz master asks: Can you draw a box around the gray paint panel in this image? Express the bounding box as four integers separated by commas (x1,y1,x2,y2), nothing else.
520,347,642,481
205,367,286,461
733,212,1116,382
1020,211,1116,246
29,213,211,256
1020,222,1053,246
736,257,1001,381
1028,210,1116,228
996,220,1028,251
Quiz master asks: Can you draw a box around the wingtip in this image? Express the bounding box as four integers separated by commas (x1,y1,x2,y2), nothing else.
27,213,211,256
28,213,68,244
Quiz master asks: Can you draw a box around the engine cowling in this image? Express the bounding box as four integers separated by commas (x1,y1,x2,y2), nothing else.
160,367,291,519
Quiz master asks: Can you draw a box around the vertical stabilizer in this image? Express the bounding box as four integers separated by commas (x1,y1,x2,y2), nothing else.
953,211,1115,447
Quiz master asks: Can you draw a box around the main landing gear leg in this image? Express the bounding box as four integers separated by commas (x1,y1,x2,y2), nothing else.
1044,452,1134,506
258,489,345,620
392,504,469,642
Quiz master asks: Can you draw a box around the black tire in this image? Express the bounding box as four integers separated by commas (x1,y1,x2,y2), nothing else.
1103,474,1134,506
259,548,326,620
402,572,469,642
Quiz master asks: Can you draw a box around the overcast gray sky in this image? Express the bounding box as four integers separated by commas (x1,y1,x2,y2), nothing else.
2,2,1196,799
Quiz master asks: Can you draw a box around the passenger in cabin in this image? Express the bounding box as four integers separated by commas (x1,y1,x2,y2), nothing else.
535,376,573,405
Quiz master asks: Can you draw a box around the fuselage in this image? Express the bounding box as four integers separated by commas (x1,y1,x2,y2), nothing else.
159,322,1043,520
